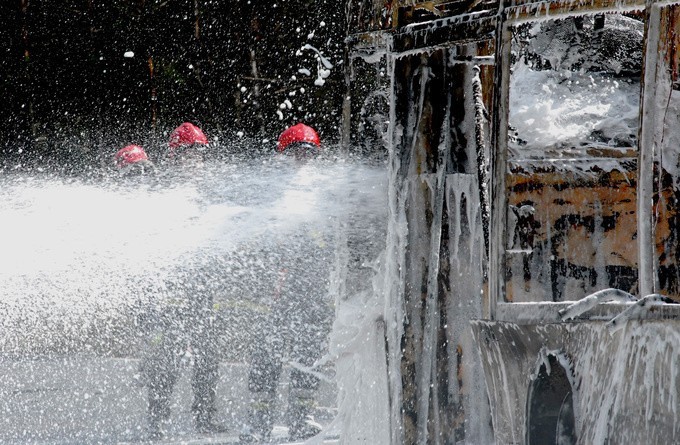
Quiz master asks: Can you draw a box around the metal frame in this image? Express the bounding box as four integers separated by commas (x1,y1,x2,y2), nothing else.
487,0,680,320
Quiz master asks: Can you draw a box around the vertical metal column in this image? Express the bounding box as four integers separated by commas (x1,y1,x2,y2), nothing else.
489,16,512,318
637,2,661,297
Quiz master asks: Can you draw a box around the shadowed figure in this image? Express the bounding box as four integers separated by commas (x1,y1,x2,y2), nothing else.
135,123,225,439
240,124,334,444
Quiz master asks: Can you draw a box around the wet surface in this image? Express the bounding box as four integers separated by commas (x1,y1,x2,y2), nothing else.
0,355,337,444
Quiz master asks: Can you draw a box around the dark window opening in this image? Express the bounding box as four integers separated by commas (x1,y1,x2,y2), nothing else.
527,354,577,445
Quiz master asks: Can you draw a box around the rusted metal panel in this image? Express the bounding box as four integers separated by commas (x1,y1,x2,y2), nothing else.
505,164,680,303
505,168,641,302
661,5,680,84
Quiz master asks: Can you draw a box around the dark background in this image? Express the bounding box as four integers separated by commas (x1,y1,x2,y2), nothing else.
0,0,347,169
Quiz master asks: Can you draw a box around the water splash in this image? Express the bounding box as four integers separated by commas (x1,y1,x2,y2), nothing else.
0,156,388,359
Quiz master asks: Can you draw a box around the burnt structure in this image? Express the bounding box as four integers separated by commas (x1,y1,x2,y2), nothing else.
346,1,680,443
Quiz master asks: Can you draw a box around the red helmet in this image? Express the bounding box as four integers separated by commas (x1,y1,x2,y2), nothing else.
277,123,321,152
114,145,149,168
168,122,208,149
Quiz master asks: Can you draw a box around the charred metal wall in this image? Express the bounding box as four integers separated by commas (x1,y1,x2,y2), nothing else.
347,0,680,444
392,49,495,444
347,1,498,442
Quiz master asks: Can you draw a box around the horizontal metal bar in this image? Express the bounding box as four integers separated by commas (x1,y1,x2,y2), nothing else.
494,301,680,324
504,0,646,23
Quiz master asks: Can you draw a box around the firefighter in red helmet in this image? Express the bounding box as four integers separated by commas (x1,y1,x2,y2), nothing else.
240,123,329,444
114,144,155,176
138,122,225,439
168,122,209,166
276,123,321,160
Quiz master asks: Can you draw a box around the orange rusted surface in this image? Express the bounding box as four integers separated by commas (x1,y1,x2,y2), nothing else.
509,170,639,267
506,167,680,302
